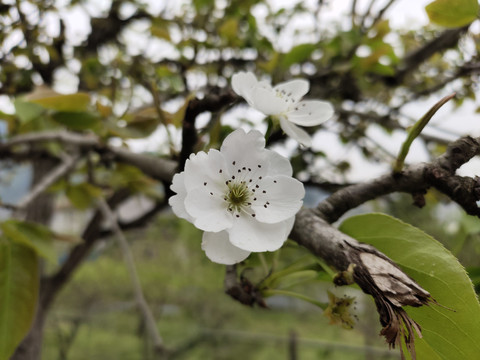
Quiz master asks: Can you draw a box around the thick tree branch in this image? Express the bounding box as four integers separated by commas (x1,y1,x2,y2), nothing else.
0,131,177,183
290,210,429,358
316,136,480,223
179,90,237,170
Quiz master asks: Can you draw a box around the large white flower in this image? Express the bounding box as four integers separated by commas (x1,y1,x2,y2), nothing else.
169,129,305,265
231,71,334,147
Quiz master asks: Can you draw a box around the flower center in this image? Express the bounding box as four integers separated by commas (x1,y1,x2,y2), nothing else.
226,182,251,212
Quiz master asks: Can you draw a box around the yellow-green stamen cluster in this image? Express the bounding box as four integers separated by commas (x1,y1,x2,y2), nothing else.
226,181,251,213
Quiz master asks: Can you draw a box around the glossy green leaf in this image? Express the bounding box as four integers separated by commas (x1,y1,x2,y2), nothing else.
30,93,91,112
0,240,39,360
51,111,100,130
426,0,478,28
0,220,56,263
339,213,480,360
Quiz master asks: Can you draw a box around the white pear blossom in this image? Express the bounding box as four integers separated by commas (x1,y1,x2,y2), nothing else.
231,71,334,147
169,129,305,265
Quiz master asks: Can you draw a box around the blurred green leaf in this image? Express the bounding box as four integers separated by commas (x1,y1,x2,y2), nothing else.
14,100,44,123
280,43,317,69
426,0,478,28
150,25,170,40
193,0,213,11
0,240,39,360
30,93,91,112
66,183,102,210
51,111,100,130
0,220,56,263
340,213,480,360
219,18,239,44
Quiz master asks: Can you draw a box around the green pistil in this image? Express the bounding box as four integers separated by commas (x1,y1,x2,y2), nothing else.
226,182,250,212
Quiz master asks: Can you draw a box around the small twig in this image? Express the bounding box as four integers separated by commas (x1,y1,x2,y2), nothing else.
96,198,165,354
369,0,395,28
0,202,19,211
350,0,358,28
359,0,377,30
14,153,80,217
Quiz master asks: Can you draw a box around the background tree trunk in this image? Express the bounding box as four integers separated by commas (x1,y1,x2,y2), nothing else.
11,158,56,360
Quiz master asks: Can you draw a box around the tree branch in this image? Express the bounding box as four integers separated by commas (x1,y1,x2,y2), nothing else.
41,188,131,310
0,131,177,183
14,153,79,217
391,26,470,85
179,90,237,170
316,136,480,223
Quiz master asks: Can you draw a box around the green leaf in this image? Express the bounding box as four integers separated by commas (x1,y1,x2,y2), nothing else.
30,93,91,112
280,43,317,69
426,0,478,28
66,183,102,210
0,240,39,360
150,25,170,41
0,220,56,263
13,100,44,123
339,213,480,360
51,111,100,130
219,18,239,44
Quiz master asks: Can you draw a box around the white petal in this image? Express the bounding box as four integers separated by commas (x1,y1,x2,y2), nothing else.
220,129,292,179
273,79,309,103
184,149,228,192
231,72,258,106
184,187,233,232
279,116,312,147
263,149,292,176
251,175,304,223
168,172,194,222
286,100,334,126
220,129,269,176
221,129,265,155
202,231,251,265
228,215,291,252
251,86,290,115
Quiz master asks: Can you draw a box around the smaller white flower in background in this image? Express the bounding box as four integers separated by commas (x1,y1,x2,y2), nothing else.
231,71,334,147
169,129,305,265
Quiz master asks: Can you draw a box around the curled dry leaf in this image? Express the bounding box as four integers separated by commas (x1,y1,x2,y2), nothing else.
346,242,434,360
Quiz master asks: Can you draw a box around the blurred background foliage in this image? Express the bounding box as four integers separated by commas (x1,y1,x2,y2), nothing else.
1,0,480,358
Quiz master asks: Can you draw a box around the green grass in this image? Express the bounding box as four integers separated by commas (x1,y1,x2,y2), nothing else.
42,214,399,360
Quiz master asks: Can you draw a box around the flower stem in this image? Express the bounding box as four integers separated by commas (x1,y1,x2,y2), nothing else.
393,93,455,173
258,252,270,276
262,289,328,309
316,258,336,279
